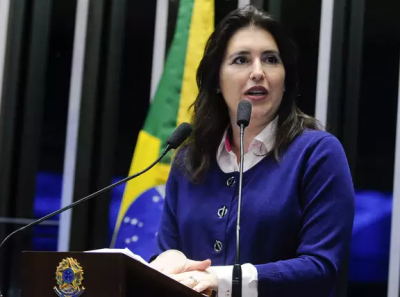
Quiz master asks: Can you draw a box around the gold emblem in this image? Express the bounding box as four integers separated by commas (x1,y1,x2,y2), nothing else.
53,257,85,296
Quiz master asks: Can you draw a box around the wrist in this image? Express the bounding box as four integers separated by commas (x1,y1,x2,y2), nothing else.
158,249,186,259
205,267,219,291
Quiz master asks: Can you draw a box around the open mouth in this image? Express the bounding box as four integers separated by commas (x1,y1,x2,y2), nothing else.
245,86,269,98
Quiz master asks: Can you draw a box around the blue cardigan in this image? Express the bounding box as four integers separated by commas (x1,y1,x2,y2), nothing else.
156,130,355,296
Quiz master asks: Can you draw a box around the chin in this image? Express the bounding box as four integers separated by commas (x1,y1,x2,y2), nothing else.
251,108,271,118
250,108,276,123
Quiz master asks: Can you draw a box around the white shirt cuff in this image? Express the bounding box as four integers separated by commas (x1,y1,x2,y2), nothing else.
210,264,258,297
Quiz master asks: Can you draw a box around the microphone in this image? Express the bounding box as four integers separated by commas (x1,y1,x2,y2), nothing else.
0,122,192,297
232,100,252,297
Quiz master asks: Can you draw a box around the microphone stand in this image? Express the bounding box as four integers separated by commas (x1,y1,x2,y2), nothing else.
232,123,245,297
0,145,171,297
0,121,192,297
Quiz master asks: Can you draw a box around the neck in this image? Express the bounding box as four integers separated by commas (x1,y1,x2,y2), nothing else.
230,118,269,157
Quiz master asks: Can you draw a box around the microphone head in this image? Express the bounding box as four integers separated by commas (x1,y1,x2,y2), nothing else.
236,100,252,127
167,122,193,149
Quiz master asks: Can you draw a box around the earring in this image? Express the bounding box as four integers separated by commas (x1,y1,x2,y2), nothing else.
216,87,221,94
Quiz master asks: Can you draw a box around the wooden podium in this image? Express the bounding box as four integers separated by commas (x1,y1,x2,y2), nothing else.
21,252,210,297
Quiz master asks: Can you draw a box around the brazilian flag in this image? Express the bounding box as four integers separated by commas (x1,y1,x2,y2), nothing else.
111,0,214,260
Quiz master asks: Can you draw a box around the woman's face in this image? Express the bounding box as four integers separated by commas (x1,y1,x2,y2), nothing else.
219,26,285,127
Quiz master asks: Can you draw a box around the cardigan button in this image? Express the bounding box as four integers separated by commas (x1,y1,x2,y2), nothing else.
226,176,235,187
217,206,228,218
214,240,223,252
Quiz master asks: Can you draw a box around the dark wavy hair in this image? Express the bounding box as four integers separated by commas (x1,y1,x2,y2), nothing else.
177,5,322,183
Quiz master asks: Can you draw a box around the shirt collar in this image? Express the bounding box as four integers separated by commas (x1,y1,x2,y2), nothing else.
217,116,278,157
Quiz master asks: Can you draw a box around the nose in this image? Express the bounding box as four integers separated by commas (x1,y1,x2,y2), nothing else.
249,59,265,81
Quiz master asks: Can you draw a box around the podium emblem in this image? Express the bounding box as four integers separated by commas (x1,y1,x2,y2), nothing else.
53,257,85,297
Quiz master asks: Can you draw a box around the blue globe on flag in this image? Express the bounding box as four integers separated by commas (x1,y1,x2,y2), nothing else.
113,185,165,261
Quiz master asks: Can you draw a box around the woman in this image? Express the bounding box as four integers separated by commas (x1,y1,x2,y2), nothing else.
150,5,354,297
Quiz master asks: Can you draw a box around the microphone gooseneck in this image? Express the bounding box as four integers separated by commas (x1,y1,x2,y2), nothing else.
232,100,252,297
0,148,168,253
0,122,192,297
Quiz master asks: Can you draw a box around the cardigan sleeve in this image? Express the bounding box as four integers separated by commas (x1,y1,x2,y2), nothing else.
155,165,181,254
255,135,355,296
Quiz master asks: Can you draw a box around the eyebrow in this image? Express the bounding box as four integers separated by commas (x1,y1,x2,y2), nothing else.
228,50,280,59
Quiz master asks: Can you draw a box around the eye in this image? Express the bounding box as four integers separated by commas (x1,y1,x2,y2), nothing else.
232,56,248,64
264,55,279,64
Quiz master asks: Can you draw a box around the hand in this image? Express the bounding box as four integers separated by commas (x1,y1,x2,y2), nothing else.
150,250,211,274
168,269,218,293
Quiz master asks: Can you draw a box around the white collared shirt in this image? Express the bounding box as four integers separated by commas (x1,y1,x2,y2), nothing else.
212,117,278,297
216,116,277,173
